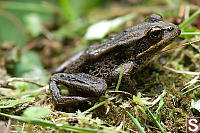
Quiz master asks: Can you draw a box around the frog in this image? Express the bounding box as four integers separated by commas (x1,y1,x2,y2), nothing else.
50,14,181,106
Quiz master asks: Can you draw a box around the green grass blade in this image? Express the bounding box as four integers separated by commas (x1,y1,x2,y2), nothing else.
0,97,33,108
0,112,105,133
181,32,200,36
126,111,145,133
84,97,115,113
0,94,26,99
146,107,166,133
116,67,123,91
179,9,200,29
0,90,44,99
182,84,200,96
0,1,52,13
57,0,78,22
155,96,164,114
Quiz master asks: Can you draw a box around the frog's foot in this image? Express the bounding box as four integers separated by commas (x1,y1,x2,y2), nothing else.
112,62,136,94
50,73,107,104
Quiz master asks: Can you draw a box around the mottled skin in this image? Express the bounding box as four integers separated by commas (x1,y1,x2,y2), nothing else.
50,14,181,105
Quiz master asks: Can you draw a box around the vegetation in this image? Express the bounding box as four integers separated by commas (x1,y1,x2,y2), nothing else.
0,0,200,132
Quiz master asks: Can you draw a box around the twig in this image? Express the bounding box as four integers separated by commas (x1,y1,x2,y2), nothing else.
41,26,54,40
181,76,199,91
165,67,200,94
164,67,200,76
161,40,200,53
0,77,45,89
150,90,166,107
107,90,133,98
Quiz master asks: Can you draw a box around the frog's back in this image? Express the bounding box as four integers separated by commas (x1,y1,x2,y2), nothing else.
85,23,150,59
64,14,180,78
56,24,147,74
65,25,147,78
79,14,166,62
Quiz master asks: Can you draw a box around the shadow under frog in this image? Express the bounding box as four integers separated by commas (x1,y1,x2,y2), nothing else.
50,14,181,111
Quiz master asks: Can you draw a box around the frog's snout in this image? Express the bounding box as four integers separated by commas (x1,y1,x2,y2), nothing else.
164,24,181,39
177,26,181,36
172,24,181,36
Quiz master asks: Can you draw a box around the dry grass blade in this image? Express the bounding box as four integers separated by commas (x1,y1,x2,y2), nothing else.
164,67,200,76
161,40,200,53
181,76,199,91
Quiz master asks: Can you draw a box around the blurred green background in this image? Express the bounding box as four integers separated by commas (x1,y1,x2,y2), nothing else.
1,0,193,48
0,0,199,82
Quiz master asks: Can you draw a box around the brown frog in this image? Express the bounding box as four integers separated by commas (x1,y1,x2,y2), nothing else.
50,14,181,105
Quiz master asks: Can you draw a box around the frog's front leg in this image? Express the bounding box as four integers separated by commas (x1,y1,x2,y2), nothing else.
112,62,136,94
50,73,107,104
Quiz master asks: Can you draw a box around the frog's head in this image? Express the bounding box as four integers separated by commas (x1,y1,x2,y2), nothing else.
127,14,181,61
144,14,181,49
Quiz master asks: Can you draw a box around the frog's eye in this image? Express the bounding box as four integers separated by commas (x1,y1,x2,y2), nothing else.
149,26,162,38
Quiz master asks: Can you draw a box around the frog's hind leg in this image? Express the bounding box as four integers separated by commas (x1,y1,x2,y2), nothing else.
50,73,107,105
50,80,89,104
